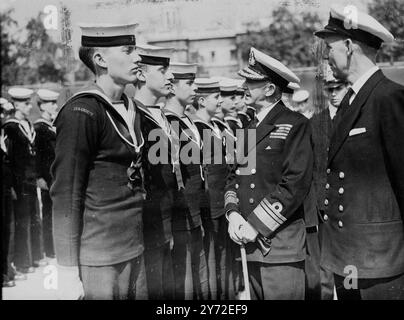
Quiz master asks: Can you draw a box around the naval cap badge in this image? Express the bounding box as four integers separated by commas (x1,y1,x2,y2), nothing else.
249,50,256,66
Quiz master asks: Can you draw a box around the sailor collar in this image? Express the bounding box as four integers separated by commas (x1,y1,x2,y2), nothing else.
4,117,36,144
193,117,222,140
212,117,236,139
164,110,201,147
58,89,144,152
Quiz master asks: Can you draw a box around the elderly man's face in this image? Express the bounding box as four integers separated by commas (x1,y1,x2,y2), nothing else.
323,36,350,81
244,80,267,107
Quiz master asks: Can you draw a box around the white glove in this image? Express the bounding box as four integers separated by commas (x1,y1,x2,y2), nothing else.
227,211,246,245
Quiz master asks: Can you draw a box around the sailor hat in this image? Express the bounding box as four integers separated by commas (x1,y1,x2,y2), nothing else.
137,44,174,67
194,78,220,94
324,65,347,88
169,62,197,80
37,89,59,102
238,47,300,90
79,22,138,47
283,82,301,94
8,87,34,101
292,90,310,103
219,78,239,96
314,5,394,49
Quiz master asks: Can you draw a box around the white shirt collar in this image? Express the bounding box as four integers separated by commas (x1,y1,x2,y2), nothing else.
350,66,379,97
328,102,338,120
256,100,280,126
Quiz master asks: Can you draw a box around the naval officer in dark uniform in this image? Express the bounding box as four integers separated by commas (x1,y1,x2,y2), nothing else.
50,22,147,300
34,89,59,260
132,44,176,299
315,5,404,299
224,47,314,300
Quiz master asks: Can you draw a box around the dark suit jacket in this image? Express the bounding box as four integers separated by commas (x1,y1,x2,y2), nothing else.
225,101,313,263
321,70,404,278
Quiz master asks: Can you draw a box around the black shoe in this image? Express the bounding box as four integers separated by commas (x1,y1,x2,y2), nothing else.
33,259,48,267
17,267,35,274
13,271,27,281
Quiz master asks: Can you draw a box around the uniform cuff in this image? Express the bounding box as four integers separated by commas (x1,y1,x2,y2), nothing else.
224,190,239,213
248,198,286,238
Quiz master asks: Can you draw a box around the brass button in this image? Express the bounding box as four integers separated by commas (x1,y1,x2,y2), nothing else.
250,183,255,189
339,205,344,212
236,169,240,175
249,198,254,204
251,168,256,174
325,183,330,190
339,187,344,195
324,199,329,206
339,172,345,179
326,168,331,174
323,214,329,221
235,184,239,189
338,220,343,228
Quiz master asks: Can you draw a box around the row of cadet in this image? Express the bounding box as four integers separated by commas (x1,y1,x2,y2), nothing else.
5,2,401,300
1,88,58,288
0,52,315,298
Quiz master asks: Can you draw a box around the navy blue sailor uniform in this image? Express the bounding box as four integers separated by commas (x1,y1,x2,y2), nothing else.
194,117,230,300
2,117,43,271
315,4,404,299
224,116,242,136
1,127,17,283
210,117,240,299
135,100,176,300
164,110,209,300
50,86,147,299
34,118,56,258
237,112,251,128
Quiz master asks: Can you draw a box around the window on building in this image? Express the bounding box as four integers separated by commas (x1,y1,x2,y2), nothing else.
211,51,215,62
230,48,237,61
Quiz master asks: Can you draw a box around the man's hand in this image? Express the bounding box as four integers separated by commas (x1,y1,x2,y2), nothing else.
36,178,49,190
239,222,259,244
56,265,84,300
228,211,246,245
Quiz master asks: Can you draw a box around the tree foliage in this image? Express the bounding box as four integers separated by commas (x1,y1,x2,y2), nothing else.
1,8,19,86
238,6,323,67
368,0,404,63
1,10,71,87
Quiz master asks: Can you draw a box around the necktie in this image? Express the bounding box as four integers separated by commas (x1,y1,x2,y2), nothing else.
333,87,354,126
